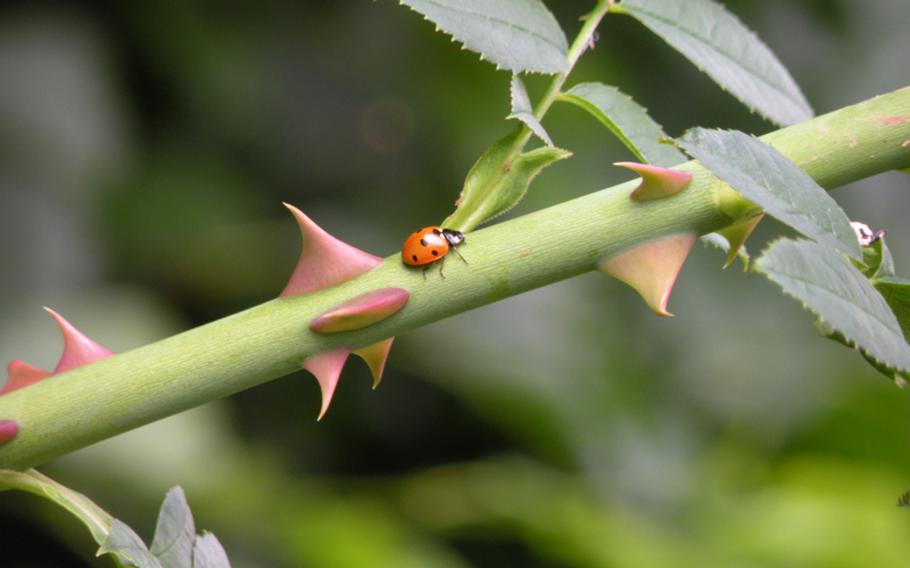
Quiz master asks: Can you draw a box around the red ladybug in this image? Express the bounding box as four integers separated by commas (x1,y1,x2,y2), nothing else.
401,226,467,277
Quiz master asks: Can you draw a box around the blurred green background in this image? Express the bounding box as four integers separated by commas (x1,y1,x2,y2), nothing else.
1,1,909,566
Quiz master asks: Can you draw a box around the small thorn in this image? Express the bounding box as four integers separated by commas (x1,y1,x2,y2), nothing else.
302,348,351,420
598,233,697,316
615,162,693,201
309,288,410,334
717,214,763,268
44,307,113,373
1,360,52,396
353,338,395,389
0,420,18,446
280,203,382,297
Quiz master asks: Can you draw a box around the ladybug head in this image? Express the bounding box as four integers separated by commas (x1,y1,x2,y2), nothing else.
441,228,465,247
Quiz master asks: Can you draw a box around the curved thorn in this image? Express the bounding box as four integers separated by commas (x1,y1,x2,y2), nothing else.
0,360,52,396
310,289,410,334
302,348,351,421
615,162,693,201
44,307,113,373
280,203,382,297
353,338,395,389
717,214,763,269
598,233,697,316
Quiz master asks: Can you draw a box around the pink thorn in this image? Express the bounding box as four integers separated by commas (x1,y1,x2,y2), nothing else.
598,233,697,317
0,360,52,396
0,420,18,446
309,289,410,334
353,338,395,389
280,203,383,297
44,307,113,373
302,348,352,421
615,162,693,202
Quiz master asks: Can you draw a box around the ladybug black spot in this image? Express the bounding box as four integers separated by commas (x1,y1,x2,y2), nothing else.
431,249,439,257
411,254,418,262
420,238,427,246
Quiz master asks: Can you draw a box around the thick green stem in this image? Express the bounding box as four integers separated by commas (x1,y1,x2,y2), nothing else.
0,87,908,470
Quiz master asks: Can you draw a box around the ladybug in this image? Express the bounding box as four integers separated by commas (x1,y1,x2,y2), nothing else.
401,226,467,277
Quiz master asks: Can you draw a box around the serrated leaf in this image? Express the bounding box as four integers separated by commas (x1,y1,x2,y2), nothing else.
756,239,910,380
679,128,861,260
192,533,231,568
398,0,568,74
558,82,686,167
875,277,910,342
150,487,196,568
443,129,571,231
507,75,553,146
99,519,163,568
615,0,812,125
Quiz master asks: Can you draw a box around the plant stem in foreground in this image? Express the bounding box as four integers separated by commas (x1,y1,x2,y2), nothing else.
0,87,907,470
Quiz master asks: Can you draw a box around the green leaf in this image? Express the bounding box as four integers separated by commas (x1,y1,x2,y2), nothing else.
150,487,196,568
875,276,910,342
614,0,812,125
755,239,910,381
558,82,686,167
443,129,571,231
192,533,231,568
397,0,568,74
99,519,163,568
679,128,861,260
0,468,114,546
507,75,552,146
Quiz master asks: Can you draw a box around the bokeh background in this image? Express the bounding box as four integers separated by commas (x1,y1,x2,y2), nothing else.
1,0,910,566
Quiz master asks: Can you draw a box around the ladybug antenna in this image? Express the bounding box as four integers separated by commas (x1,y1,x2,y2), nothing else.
450,246,468,264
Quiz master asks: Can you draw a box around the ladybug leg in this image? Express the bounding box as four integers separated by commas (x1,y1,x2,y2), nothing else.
422,265,430,280
450,246,468,264
438,256,447,279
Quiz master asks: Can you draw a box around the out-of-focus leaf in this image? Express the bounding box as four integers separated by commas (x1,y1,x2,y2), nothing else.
755,239,910,381
443,129,571,231
98,519,163,568
150,487,196,568
397,0,568,74
679,128,861,260
192,533,231,568
507,75,552,146
614,0,813,125
875,276,910,342
558,82,685,166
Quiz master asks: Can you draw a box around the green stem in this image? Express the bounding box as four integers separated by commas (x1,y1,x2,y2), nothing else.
532,0,613,123
0,87,908,470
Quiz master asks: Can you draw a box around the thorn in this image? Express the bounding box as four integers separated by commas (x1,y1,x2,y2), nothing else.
717,214,763,268
0,360,52,396
598,233,697,316
280,203,382,297
302,348,351,421
615,162,693,201
309,289,409,334
0,420,18,446
44,307,113,373
353,338,395,389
